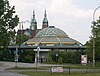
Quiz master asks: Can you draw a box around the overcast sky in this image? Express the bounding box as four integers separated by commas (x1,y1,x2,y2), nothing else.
9,0,100,44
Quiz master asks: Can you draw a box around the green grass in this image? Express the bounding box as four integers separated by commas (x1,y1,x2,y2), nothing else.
6,62,100,70
6,61,100,71
6,62,100,76
6,67,48,70
20,72,100,76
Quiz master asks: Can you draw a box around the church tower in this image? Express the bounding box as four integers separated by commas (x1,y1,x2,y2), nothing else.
42,10,49,29
30,10,37,38
30,10,37,30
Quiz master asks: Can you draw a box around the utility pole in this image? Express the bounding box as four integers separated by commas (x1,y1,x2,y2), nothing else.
92,5,100,68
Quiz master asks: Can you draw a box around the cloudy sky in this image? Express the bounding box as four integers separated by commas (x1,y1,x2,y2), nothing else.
9,0,100,44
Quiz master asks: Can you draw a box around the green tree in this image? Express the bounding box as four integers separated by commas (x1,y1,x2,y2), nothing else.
47,55,53,63
58,56,63,64
86,17,100,62
48,50,56,62
0,0,19,47
16,34,28,45
48,50,82,64
19,49,35,63
85,39,93,62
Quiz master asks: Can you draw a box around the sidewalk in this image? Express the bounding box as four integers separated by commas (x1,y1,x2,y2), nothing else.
0,61,62,76
0,62,29,76
1,61,100,76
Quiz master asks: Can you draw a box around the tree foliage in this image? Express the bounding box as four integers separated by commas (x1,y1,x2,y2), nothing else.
0,0,19,47
85,17,100,62
0,49,35,62
18,49,35,63
16,34,29,45
47,50,82,64
58,56,63,64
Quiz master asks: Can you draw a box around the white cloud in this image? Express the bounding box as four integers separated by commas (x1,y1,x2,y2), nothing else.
48,0,93,19
8,0,98,43
9,0,94,19
48,0,73,12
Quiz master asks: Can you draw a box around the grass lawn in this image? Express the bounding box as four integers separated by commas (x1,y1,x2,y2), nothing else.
20,72,100,76
6,63,100,70
6,62,100,76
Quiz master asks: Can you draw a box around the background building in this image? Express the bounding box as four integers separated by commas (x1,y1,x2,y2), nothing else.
17,10,85,63
17,10,49,39
24,26,83,63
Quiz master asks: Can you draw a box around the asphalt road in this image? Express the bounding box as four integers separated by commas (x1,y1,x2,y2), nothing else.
0,61,62,76
0,61,100,76
0,62,29,76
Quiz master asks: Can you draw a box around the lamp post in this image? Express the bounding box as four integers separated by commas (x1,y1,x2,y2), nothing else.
15,47,18,68
16,21,27,66
36,46,40,70
92,5,100,68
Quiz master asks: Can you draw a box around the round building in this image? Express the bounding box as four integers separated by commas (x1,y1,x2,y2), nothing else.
25,26,81,46
24,26,83,63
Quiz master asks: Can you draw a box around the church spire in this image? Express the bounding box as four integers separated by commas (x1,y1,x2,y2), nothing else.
42,10,49,29
33,11,35,19
44,10,47,18
30,10,37,30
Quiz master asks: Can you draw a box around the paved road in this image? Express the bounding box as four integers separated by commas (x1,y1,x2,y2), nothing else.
0,61,62,76
0,62,29,76
0,61,100,76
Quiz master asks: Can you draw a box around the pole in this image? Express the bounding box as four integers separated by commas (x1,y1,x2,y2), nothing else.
15,47,18,68
92,5,100,68
36,46,40,71
56,50,58,65
37,46,40,65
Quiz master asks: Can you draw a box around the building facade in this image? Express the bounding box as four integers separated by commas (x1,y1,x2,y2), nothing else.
17,10,85,63
17,10,49,39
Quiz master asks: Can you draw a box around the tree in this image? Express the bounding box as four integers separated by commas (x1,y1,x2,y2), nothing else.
58,56,63,64
0,0,19,48
48,50,82,64
18,49,35,63
85,39,93,62
85,17,100,62
16,34,29,45
47,55,53,63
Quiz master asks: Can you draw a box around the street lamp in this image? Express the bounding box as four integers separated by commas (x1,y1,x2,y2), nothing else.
92,5,100,68
15,47,18,67
36,46,40,71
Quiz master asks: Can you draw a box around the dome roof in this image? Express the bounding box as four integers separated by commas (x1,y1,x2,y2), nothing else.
36,26,68,37
25,26,82,46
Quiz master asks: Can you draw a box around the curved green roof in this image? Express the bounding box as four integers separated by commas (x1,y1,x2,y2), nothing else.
25,26,82,46
36,26,68,37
